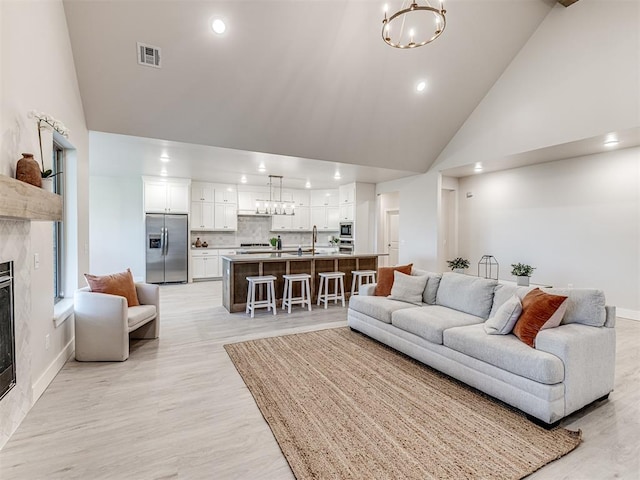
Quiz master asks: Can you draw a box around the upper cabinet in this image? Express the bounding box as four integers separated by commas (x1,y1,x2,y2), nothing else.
339,184,356,205
214,185,237,204
143,177,190,214
311,189,339,207
191,182,215,203
288,189,310,207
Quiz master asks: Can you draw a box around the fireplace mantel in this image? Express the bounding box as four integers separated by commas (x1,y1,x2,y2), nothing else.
0,175,63,221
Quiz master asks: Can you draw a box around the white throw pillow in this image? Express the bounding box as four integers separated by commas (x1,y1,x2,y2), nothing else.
484,295,522,335
387,271,428,306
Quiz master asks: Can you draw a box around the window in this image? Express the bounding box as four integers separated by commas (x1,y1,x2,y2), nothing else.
53,143,65,302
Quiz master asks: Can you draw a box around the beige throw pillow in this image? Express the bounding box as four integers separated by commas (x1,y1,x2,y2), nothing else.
387,271,428,306
484,295,522,335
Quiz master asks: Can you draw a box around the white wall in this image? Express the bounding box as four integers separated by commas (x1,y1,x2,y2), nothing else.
434,0,639,170
0,0,89,448
89,176,145,279
457,148,639,315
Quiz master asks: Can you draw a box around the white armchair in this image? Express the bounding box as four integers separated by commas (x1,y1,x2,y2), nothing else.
74,282,160,361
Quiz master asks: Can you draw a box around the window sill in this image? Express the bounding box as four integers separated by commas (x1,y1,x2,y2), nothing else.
53,298,74,328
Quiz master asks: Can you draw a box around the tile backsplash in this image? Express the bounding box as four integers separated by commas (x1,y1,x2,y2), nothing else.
190,216,338,248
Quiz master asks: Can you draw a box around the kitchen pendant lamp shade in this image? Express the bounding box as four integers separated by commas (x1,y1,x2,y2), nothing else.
382,1,447,49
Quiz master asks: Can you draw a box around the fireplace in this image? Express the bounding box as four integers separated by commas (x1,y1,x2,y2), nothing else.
0,261,16,401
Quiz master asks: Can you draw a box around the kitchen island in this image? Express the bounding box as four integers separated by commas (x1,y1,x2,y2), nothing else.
221,252,383,313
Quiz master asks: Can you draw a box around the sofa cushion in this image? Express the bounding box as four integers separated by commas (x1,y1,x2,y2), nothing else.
412,268,442,305
542,288,607,327
388,271,428,305
374,264,413,296
484,295,522,335
436,273,497,319
391,305,484,345
128,305,156,330
348,295,416,324
84,268,140,307
443,324,564,384
513,289,568,347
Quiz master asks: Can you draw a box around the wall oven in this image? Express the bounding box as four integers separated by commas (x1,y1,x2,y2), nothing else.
339,222,353,239
339,239,354,254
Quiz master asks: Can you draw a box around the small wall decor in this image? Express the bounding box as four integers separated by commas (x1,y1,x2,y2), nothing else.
478,255,499,280
15,153,42,187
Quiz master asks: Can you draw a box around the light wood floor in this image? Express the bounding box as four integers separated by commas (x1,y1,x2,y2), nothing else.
0,282,638,479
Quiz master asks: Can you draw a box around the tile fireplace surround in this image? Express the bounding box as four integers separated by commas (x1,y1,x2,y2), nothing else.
0,219,32,449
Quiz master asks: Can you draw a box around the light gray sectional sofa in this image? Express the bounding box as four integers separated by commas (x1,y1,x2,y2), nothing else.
347,270,616,425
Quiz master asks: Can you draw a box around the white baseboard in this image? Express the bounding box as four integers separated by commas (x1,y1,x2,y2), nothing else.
617,308,640,322
32,338,75,403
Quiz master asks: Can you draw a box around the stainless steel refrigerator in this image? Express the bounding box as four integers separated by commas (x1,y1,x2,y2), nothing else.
145,214,188,283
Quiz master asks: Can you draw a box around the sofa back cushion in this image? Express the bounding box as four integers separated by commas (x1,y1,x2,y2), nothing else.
436,273,497,319
412,268,442,305
541,288,607,327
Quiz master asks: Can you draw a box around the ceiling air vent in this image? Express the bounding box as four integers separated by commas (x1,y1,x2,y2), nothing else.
137,42,161,68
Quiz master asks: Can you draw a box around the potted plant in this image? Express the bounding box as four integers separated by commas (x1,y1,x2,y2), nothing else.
269,237,278,249
511,263,535,286
447,257,470,273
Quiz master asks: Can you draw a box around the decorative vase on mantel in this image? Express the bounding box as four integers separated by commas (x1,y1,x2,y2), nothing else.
16,153,42,187
516,276,530,287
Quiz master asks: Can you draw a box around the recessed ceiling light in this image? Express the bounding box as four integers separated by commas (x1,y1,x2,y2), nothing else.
211,18,226,35
305,181,311,189
240,175,247,184
604,139,619,147
334,172,341,180
474,162,483,173
160,169,168,177
160,155,170,163
416,81,426,92
258,164,266,173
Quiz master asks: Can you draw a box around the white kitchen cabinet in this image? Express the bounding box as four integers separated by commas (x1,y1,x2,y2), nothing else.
237,191,256,212
191,182,215,203
191,201,215,230
311,189,339,207
339,184,356,205
288,189,310,207
311,206,339,230
214,185,237,204
214,204,237,230
339,203,354,222
144,178,191,214
192,250,218,279
271,214,293,231
292,206,310,230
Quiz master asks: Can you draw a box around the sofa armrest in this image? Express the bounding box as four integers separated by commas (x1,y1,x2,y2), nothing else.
535,323,615,416
359,283,377,296
136,282,160,308
74,290,128,361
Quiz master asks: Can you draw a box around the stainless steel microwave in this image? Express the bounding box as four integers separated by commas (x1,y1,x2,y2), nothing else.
339,222,353,238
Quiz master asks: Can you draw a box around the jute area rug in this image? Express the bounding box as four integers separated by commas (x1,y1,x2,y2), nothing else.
224,327,581,480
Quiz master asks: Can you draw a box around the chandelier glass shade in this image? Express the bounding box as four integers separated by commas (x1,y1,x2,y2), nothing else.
382,1,446,49
255,175,295,216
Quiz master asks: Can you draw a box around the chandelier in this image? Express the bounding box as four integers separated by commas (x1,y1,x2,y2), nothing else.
382,1,447,49
255,175,295,216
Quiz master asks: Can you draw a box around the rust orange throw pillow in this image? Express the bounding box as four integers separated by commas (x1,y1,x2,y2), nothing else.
374,264,413,296
84,268,140,307
513,288,568,347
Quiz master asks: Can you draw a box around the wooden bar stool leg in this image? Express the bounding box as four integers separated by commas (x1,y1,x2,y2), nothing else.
340,276,345,307
305,278,312,311
271,280,277,315
317,276,324,306
246,281,252,315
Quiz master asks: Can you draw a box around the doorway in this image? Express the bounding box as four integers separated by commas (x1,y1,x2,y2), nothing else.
385,210,400,266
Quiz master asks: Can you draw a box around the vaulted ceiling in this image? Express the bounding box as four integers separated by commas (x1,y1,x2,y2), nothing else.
64,0,556,181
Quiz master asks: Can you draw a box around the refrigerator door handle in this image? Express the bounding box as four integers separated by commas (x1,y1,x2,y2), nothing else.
164,227,169,256
160,227,166,256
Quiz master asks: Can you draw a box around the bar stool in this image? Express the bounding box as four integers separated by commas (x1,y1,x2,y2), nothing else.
351,270,377,296
245,275,277,318
282,274,312,313
317,272,346,309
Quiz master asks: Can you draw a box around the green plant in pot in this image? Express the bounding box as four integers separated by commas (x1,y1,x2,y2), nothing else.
447,257,470,273
269,237,278,248
511,263,535,286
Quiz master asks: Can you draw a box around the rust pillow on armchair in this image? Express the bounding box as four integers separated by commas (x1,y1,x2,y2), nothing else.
84,268,140,307
374,264,413,296
513,288,568,347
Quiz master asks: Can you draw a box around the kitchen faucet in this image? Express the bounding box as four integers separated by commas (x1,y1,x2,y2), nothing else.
312,225,317,256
